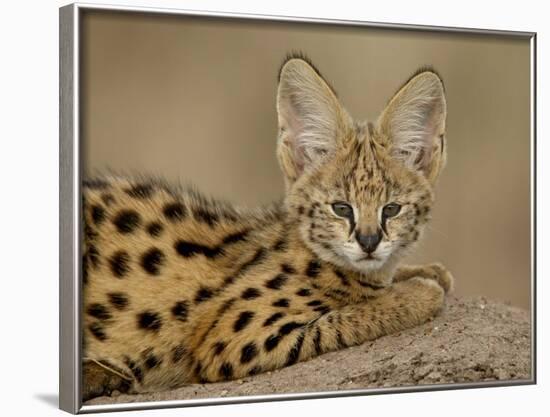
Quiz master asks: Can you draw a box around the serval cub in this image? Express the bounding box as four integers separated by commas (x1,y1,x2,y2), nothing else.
82,54,453,400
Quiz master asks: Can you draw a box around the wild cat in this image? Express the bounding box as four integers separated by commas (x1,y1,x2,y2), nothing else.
82,54,453,400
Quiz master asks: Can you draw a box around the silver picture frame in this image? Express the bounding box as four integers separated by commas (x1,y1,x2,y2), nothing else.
59,2,537,414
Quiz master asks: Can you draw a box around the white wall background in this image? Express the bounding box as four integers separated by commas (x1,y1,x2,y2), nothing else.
0,0,546,416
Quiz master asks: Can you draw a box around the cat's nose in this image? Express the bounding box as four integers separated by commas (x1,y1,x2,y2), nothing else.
356,231,382,254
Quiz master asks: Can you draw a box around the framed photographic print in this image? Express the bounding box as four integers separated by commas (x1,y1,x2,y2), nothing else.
59,2,536,414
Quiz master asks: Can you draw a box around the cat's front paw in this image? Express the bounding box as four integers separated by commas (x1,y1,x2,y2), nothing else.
419,263,454,294
394,263,454,294
392,277,446,322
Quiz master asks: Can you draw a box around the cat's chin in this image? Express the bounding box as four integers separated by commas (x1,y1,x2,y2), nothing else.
330,251,389,275
352,257,386,273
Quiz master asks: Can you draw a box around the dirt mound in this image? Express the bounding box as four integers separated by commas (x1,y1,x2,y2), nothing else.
86,296,531,406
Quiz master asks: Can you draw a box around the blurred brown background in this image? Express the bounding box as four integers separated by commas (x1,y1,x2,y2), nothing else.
81,11,532,309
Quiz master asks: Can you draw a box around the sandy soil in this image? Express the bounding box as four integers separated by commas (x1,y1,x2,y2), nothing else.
86,296,531,406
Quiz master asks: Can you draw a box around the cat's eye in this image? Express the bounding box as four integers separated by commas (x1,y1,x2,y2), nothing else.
332,202,354,219
382,203,401,218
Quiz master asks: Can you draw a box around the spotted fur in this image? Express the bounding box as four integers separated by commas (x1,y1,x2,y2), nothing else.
82,54,453,400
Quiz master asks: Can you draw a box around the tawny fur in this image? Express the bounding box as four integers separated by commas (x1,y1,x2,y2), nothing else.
82,55,453,400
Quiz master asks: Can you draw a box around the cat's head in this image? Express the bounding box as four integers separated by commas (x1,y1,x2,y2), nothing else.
277,54,447,278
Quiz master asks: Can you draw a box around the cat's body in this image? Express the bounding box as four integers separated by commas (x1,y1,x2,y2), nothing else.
82,55,453,400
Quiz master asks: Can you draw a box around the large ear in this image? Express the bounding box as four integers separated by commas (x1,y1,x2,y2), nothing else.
276,56,351,188
377,69,447,185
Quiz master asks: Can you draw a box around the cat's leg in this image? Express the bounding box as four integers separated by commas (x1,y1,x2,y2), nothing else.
82,359,133,401
393,263,454,293
197,276,447,382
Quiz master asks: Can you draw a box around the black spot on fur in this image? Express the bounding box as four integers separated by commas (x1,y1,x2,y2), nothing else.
140,248,165,275
87,303,111,320
101,193,115,206
137,311,162,331
279,321,303,335
307,300,323,307
109,251,130,278
281,264,296,274
306,260,322,277
235,248,266,276
358,281,385,290
313,305,331,315
171,300,189,321
175,241,222,259
334,269,350,286
147,222,164,237
83,179,109,189
234,311,255,332
88,245,100,268
194,208,219,227
194,287,215,303
124,357,143,383
272,298,290,308
108,292,129,310
272,238,287,252
313,327,322,355
296,288,312,297
82,255,88,285
172,345,187,363
125,183,154,199
241,287,262,300
89,323,107,341
113,210,141,234
325,289,351,300
248,366,262,376
222,229,249,245
84,224,98,241
131,366,144,383
265,273,288,290
263,312,285,326
336,330,345,348
144,354,162,369
91,205,106,225
194,361,203,379
163,202,186,221
264,334,281,352
213,341,226,355
285,331,305,366
321,242,332,250
219,298,237,314
240,342,258,364
219,362,234,379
